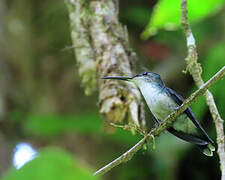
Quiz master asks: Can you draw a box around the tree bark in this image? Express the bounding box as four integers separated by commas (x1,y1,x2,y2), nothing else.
66,0,146,129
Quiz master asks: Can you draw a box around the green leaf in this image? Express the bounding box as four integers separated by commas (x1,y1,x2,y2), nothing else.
141,0,225,39
22,112,140,144
23,113,102,138
2,147,99,180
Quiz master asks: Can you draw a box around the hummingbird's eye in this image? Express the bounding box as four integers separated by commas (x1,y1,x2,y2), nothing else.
142,72,148,76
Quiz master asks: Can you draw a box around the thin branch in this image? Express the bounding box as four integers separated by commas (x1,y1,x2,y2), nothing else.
180,1,225,179
94,66,225,176
94,136,149,176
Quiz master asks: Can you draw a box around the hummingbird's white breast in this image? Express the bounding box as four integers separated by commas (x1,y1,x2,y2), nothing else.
138,82,178,120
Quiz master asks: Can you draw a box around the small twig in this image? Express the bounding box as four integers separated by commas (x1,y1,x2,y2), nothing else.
180,1,225,179
110,123,146,136
94,66,225,176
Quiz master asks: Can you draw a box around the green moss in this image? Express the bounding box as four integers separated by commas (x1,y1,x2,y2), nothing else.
81,69,97,96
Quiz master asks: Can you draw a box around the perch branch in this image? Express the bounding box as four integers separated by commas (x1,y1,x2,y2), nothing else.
94,66,225,176
181,0,225,179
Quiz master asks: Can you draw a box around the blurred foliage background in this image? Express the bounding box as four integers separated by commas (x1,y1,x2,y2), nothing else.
0,0,225,179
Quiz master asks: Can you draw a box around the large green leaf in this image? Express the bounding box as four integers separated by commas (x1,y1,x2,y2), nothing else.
11,112,140,145
141,0,225,39
2,147,99,180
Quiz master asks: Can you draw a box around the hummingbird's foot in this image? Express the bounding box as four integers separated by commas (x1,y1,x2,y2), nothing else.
152,116,160,128
174,106,181,111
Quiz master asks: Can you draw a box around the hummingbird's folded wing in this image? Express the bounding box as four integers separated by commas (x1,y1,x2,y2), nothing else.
167,127,208,145
163,87,214,144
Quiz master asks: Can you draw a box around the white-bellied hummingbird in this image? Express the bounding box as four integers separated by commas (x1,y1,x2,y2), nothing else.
103,72,215,156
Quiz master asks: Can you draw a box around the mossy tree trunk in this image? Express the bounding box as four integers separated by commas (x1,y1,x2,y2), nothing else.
66,0,146,130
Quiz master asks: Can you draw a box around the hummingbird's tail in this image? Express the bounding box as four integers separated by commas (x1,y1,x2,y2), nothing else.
167,127,215,156
197,143,215,157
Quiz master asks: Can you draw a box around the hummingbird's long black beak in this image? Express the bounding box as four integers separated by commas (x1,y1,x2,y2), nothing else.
102,76,133,81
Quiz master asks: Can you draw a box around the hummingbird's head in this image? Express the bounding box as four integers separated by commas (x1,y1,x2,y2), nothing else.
132,72,164,87
102,72,164,87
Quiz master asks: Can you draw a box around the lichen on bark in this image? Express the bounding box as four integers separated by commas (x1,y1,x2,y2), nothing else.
66,0,146,129
66,0,97,95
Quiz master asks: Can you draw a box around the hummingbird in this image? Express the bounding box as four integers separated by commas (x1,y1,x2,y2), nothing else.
103,72,215,156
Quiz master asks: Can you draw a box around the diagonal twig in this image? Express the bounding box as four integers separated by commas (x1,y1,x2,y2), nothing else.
180,1,225,179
